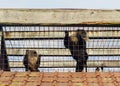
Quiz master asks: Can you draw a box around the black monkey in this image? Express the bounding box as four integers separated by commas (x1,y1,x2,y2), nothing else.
23,50,40,72
64,30,88,72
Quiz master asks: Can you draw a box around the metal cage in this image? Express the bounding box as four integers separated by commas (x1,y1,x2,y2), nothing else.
0,25,120,72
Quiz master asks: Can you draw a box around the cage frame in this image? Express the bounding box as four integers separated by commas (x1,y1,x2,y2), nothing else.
0,9,120,72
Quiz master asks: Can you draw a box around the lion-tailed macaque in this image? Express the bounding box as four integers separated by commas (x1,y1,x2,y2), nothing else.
64,29,88,72
23,50,41,72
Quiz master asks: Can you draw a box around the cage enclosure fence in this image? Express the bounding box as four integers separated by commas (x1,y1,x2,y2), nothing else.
0,26,120,72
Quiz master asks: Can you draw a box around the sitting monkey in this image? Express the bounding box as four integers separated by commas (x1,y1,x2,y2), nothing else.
23,50,41,72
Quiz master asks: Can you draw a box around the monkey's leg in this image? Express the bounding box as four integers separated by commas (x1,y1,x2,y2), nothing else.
34,67,40,72
34,66,40,72
84,61,87,72
84,53,88,72
75,62,78,72
25,64,29,71
76,61,84,72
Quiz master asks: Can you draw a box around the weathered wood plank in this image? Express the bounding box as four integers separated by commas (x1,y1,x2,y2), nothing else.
0,9,120,25
9,60,120,67
4,31,120,39
6,48,120,56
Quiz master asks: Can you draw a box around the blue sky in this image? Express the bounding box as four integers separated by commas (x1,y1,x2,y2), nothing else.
0,0,120,9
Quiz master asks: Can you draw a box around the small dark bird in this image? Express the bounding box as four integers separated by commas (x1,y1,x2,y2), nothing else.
101,64,104,72
95,66,100,72
95,65,104,72
23,50,41,72
64,29,88,72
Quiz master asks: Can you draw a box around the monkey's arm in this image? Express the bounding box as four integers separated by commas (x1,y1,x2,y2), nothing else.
64,31,71,48
64,38,70,48
35,56,40,68
23,55,28,67
23,55,29,71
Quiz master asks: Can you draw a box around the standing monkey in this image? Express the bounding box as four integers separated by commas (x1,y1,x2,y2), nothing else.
64,29,88,72
23,50,41,72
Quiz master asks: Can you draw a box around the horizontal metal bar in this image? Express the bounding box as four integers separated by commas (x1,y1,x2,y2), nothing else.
6,48,120,56
10,66,120,68
9,60,120,67
4,31,120,39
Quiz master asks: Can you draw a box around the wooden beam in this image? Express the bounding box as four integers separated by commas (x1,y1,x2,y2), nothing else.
4,31,120,39
6,48,120,56
9,60,120,67
0,9,120,25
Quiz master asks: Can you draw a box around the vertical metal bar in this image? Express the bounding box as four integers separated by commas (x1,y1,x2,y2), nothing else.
0,26,10,71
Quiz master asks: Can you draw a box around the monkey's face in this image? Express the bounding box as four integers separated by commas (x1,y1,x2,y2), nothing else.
78,30,88,41
26,50,38,65
26,50,38,57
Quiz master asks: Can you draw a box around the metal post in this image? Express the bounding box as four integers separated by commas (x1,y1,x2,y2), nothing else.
0,26,10,71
